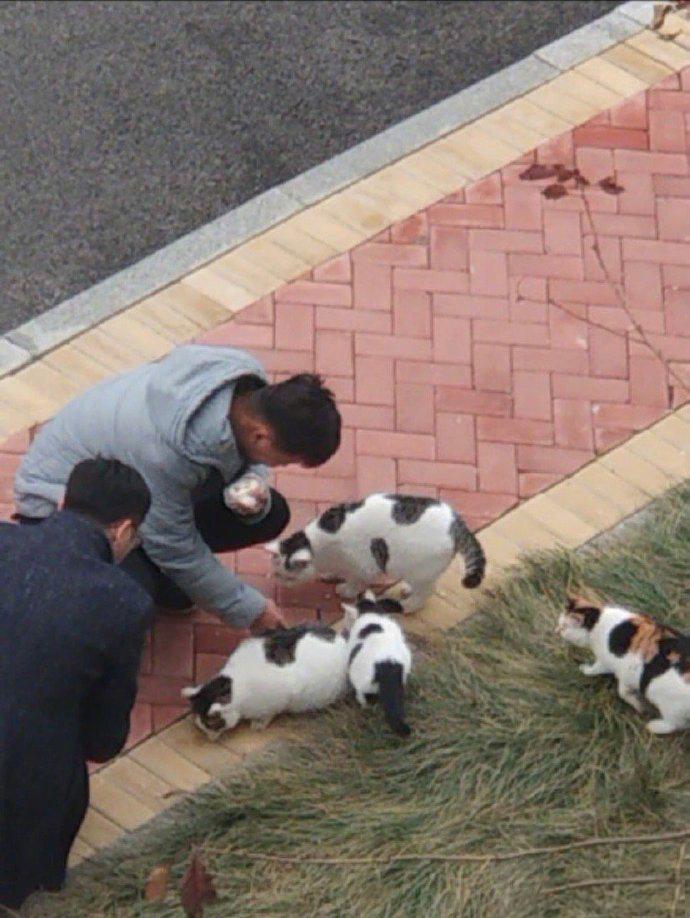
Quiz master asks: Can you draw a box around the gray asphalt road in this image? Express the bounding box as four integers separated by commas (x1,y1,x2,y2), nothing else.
1,0,620,334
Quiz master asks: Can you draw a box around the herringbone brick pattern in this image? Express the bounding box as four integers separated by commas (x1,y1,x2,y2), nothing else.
1,68,690,747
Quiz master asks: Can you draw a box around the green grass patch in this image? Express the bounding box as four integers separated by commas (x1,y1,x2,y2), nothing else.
29,485,690,917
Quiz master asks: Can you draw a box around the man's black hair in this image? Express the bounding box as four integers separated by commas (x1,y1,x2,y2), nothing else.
252,373,341,467
64,458,151,526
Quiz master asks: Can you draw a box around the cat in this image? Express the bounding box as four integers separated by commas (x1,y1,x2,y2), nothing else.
266,493,486,614
342,592,413,737
182,623,349,738
557,594,690,734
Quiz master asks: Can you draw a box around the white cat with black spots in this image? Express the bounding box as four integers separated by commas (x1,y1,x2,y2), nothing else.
343,592,413,737
266,493,486,614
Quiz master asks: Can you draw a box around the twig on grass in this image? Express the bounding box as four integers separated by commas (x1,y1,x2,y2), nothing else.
544,874,673,895
208,827,690,867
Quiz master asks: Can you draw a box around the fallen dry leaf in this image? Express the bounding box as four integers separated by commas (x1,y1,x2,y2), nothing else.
598,176,625,195
652,3,673,29
519,163,558,181
555,165,576,183
542,183,568,200
573,171,590,188
144,864,171,903
180,850,218,918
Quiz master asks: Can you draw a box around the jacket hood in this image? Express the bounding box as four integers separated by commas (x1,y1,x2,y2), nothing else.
145,344,268,466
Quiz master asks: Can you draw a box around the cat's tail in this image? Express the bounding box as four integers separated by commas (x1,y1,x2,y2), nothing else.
375,660,412,737
451,512,486,588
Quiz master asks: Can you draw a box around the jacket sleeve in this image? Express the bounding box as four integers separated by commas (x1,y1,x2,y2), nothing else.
82,607,150,763
140,468,267,627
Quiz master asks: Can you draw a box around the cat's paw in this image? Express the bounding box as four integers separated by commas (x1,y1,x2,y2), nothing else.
399,582,414,600
579,662,608,677
647,718,678,735
620,691,644,714
192,717,225,742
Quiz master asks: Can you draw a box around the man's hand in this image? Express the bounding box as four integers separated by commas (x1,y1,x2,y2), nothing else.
250,598,287,634
223,474,270,517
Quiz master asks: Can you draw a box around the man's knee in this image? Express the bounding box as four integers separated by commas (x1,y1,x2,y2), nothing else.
264,489,290,540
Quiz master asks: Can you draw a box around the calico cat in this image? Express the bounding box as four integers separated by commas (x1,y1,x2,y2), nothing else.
557,595,690,734
266,493,486,614
343,593,413,737
182,624,349,738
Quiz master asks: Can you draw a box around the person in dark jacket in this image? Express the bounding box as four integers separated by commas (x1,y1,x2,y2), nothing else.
0,458,153,911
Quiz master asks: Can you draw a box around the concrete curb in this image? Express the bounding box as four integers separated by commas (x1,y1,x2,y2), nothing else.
0,1,653,374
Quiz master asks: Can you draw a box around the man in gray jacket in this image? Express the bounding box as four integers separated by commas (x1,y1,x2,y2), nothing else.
14,344,342,632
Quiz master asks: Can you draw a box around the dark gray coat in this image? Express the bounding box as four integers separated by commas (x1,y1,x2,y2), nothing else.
0,512,153,909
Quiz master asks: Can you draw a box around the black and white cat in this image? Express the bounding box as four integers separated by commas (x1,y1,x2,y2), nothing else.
343,593,413,737
182,624,349,738
266,493,486,614
557,595,690,734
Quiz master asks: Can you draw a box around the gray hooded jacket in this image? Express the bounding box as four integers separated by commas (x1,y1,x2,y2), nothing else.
14,345,271,628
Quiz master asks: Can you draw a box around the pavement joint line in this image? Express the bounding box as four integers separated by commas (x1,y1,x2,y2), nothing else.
0,3,659,375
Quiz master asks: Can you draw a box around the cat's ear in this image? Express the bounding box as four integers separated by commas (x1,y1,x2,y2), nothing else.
286,548,312,571
265,540,281,555
565,594,602,631
567,592,602,611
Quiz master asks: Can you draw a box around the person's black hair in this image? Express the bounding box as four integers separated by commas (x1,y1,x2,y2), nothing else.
64,458,151,526
252,373,341,467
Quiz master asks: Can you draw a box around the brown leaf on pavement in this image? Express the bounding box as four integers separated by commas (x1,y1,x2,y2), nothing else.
519,163,558,181
598,176,625,195
542,184,568,200
652,3,673,29
555,165,576,182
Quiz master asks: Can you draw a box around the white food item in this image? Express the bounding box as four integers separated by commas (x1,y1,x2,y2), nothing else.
223,476,267,514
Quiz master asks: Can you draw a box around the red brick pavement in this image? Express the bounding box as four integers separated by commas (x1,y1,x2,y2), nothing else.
2,68,690,745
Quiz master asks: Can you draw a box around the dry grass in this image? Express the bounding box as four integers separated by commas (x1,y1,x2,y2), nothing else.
28,485,690,917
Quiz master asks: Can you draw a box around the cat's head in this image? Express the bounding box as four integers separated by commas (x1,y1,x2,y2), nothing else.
181,675,238,739
556,595,603,647
265,530,316,583
341,590,402,629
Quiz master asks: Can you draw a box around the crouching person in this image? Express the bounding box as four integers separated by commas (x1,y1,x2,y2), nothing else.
0,458,153,911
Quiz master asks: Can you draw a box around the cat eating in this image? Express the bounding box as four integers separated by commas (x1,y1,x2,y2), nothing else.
343,592,413,737
266,493,486,614
557,594,690,734
182,623,349,738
